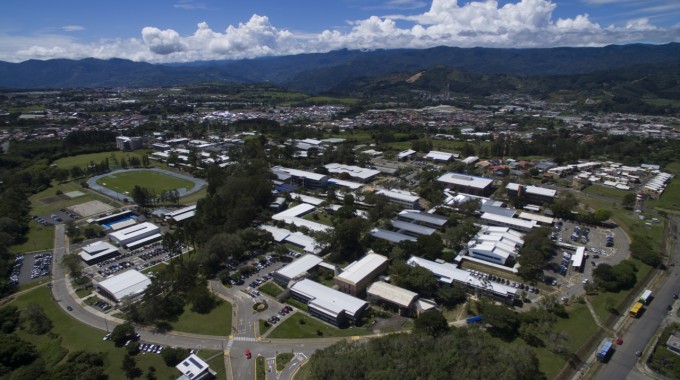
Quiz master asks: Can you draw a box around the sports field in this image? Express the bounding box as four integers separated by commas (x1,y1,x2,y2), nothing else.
96,170,195,195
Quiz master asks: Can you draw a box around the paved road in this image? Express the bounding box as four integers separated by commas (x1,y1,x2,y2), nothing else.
594,215,680,380
51,226,339,379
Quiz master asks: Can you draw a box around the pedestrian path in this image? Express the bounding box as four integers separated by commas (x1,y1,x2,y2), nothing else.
232,336,257,342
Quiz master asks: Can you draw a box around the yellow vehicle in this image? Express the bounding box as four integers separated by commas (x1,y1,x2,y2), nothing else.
629,302,644,317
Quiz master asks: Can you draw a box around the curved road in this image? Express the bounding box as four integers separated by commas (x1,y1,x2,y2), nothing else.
51,224,340,379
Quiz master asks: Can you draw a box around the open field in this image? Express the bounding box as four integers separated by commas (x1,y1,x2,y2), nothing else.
588,258,653,322
647,177,680,214
96,170,196,195
11,220,55,253
171,299,232,336
258,282,284,298
533,303,599,380
53,150,153,170
2,286,179,380
267,312,372,339
30,180,120,216
583,184,630,204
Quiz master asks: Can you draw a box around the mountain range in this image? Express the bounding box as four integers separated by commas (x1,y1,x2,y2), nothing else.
1,43,680,94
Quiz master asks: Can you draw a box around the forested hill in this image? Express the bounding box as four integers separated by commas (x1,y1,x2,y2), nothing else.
1,43,680,91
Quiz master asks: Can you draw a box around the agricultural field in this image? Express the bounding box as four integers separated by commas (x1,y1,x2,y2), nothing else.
96,170,196,195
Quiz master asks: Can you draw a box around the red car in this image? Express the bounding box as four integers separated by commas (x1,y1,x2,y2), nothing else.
245,349,252,359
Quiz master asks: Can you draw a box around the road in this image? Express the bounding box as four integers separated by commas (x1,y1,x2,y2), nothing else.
594,215,680,380
51,225,335,379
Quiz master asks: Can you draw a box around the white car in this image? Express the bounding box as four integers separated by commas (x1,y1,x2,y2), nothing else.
582,278,589,284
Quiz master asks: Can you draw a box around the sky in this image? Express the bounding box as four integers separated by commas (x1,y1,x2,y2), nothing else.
0,0,679,63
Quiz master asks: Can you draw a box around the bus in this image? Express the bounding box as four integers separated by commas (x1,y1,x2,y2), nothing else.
597,340,613,362
629,302,644,317
640,289,652,305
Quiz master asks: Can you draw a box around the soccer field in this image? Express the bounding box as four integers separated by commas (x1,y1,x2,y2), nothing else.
96,170,195,195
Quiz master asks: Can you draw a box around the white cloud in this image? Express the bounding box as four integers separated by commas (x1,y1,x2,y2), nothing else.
173,1,207,10
1,0,679,63
61,25,85,32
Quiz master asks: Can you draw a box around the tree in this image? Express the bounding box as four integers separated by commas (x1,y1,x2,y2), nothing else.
593,260,637,292
550,192,577,219
480,302,520,340
20,303,52,335
161,347,187,366
122,354,141,379
61,253,82,278
0,333,37,371
111,322,136,347
414,311,450,337
189,284,217,314
415,234,444,260
435,285,467,308
622,193,636,209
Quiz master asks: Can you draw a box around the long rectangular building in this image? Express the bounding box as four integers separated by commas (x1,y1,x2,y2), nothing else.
506,183,557,205
437,173,494,196
324,163,380,183
480,212,537,232
272,166,328,189
108,222,161,248
290,279,368,326
334,253,388,296
273,254,324,287
367,281,418,316
376,188,421,209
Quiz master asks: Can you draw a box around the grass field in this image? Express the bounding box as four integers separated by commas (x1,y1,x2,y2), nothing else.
276,353,295,371
53,150,154,171
647,176,680,213
267,312,372,339
533,303,599,380
97,170,196,195
583,185,630,204
256,356,266,380
258,282,284,298
171,299,232,336
11,221,55,253
3,286,179,380
588,258,653,322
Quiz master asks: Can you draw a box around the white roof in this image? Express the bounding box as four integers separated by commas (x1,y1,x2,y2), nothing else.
461,156,479,164
284,232,320,253
506,183,557,198
327,178,364,190
125,233,163,249
276,255,323,280
425,150,454,161
367,281,418,308
172,210,196,222
324,163,380,181
108,222,160,242
289,193,325,206
166,205,197,217
397,149,416,159
97,270,151,301
481,213,537,231
272,203,315,220
407,256,517,297
108,219,137,231
272,166,328,182
518,212,554,225
79,241,119,262
291,279,368,318
572,246,585,268
336,253,388,285
376,188,420,203
437,172,493,190
476,227,524,247
258,225,290,242
397,210,448,227
176,354,209,378
468,241,515,261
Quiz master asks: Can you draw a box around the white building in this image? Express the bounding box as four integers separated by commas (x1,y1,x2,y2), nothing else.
116,136,142,151
367,281,418,316
437,172,493,196
166,205,197,223
96,269,151,302
273,255,324,287
78,241,119,265
176,354,216,380
375,188,421,209
334,253,389,296
324,163,380,183
289,279,369,326
480,212,537,232
424,150,457,162
108,222,162,249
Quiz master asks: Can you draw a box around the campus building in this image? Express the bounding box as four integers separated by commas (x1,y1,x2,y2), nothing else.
273,254,324,287
437,173,494,196
289,279,368,326
176,354,216,380
375,188,421,209
367,281,418,316
116,136,143,151
334,253,389,296
324,163,380,183
480,212,537,232
272,166,328,190
108,222,162,249
96,269,151,303
78,241,120,265
505,183,557,205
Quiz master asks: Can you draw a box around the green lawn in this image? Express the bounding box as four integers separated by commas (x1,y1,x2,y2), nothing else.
256,356,266,380
171,299,232,336
259,319,271,336
276,353,295,371
302,211,333,226
647,175,680,213
534,303,599,380
267,312,372,339
648,323,680,378
258,282,284,298
3,286,178,380
588,258,653,322
11,221,54,253
97,170,196,195
200,350,227,380
583,185,630,204
28,180,120,216
53,150,153,171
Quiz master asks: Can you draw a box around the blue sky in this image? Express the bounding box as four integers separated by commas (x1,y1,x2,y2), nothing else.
0,0,678,62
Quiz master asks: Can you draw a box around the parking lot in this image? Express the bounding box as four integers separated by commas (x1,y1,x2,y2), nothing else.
8,251,52,286
83,241,185,282
33,208,80,226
